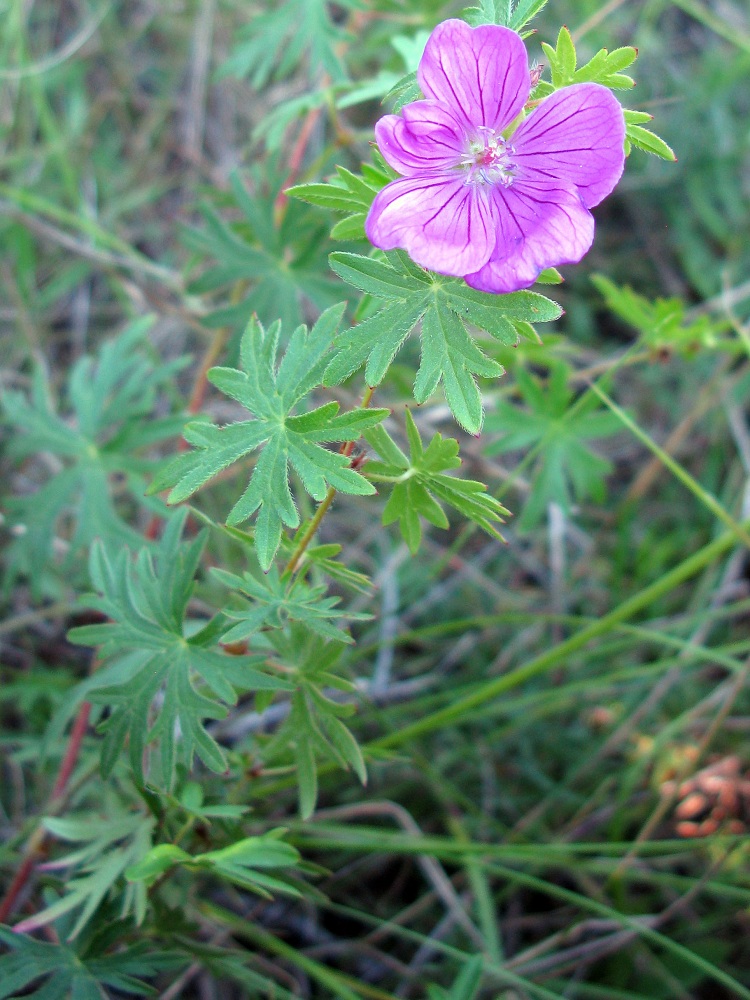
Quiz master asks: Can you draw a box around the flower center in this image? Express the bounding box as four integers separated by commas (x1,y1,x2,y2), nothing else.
460,129,516,188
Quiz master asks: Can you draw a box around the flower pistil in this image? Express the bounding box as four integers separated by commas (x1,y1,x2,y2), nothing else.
461,131,516,188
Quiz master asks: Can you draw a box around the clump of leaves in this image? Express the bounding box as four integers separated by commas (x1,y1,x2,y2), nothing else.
1,317,184,596
365,409,509,553
68,510,291,787
12,811,154,939
485,363,621,527
150,305,388,569
539,27,676,161
217,0,360,87
0,927,179,1000
183,171,344,333
126,828,302,900
260,628,367,818
213,565,370,645
592,275,729,356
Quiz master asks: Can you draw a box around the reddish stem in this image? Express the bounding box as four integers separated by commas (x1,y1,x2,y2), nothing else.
274,98,326,216
51,702,91,799
0,700,91,925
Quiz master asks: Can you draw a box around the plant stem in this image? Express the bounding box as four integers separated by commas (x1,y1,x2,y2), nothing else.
0,704,94,923
284,385,375,576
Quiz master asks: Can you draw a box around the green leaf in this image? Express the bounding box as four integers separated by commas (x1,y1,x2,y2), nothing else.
125,844,191,884
150,307,388,568
183,167,345,332
126,832,302,899
261,629,366,815
11,811,153,940
216,0,361,88
326,252,561,433
626,123,677,160
287,157,392,241
67,510,290,787
365,410,508,553
0,929,177,1000
383,69,422,112
416,306,502,433
485,362,621,528
592,274,722,353
213,565,370,644
467,0,550,30
542,29,636,90
1,319,182,596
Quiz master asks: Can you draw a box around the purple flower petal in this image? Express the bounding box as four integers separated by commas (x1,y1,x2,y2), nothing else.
465,181,595,293
375,101,465,176
365,175,495,276
512,83,626,209
417,19,530,132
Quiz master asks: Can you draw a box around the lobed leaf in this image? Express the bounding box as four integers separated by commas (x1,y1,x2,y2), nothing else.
327,252,561,433
150,307,387,568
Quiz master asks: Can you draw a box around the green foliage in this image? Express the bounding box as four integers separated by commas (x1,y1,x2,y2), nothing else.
623,110,677,161
213,565,370,644
383,68,423,112
150,306,387,568
287,157,393,242
365,410,509,553
541,26,637,90
183,171,344,332
592,275,728,355
539,28,675,161
427,956,483,1000
3,2,744,997
126,829,302,899
68,511,290,787
1,318,183,595
12,812,153,939
466,0,550,31
262,629,367,818
325,250,562,434
485,363,621,527
0,926,178,999
217,0,362,87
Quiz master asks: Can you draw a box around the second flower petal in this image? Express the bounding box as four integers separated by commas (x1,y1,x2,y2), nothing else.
512,83,626,209
465,181,595,293
365,175,496,277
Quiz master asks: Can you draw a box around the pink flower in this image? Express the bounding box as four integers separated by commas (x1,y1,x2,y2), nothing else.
366,19,626,293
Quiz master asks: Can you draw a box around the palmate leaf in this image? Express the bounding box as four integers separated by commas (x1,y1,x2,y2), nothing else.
1,317,184,596
183,171,345,332
0,927,177,1000
67,510,291,787
216,0,362,88
365,410,509,553
467,0,550,31
325,250,562,434
541,26,637,91
12,812,153,940
150,305,388,569
261,628,366,819
485,363,621,528
212,565,370,644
